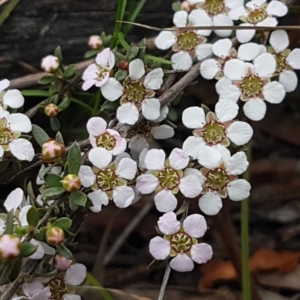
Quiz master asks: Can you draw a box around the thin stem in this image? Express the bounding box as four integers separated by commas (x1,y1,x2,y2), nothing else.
157,264,171,300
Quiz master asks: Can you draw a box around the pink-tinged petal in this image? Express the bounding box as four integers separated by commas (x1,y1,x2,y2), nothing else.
215,77,232,94
199,192,223,215
169,148,189,170
136,174,159,194
157,212,180,234
89,147,112,169
238,43,262,61
198,146,222,169
200,59,220,79
226,151,249,175
23,280,45,297
243,98,266,121
101,78,124,101
95,48,113,67
152,125,174,140
287,48,300,69
88,190,109,212
155,31,177,50
3,90,24,109
182,136,205,159
78,165,95,187
227,121,253,145
236,24,256,44
82,64,98,81
142,98,160,121
82,79,97,91
219,85,241,102
182,106,206,129
4,188,23,213
269,30,289,52
195,44,213,61
86,117,107,136
9,139,35,161
171,51,193,71
173,10,188,27
65,263,86,285
228,6,247,20
145,149,165,170
144,68,164,90
149,236,171,260
183,168,206,184
170,253,194,272
225,0,244,9
213,14,233,37
183,214,207,238
179,175,202,197
215,100,238,122
154,190,178,212
254,53,276,77
129,59,145,80
8,113,32,133
117,103,139,125
263,81,285,104
191,243,213,264
224,59,246,80
266,0,288,16
116,158,137,180
0,79,10,92
228,179,251,201
113,186,135,208
279,70,298,92
212,38,232,58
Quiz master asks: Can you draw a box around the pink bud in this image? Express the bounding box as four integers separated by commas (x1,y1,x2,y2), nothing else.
88,35,103,50
181,1,193,11
46,227,65,246
0,234,21,260
61,174,81,192
41,55,60,73
41,139,66,163
54,254,72,271
45,103,59,117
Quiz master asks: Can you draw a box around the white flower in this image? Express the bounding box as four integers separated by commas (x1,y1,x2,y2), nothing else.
82,48,115,91
197,146,251,215
78,148,137,212
20,280,51,300
86,117,126,155
269,30,300,92
229,0,288,43
41,55,60,73
0,108,35,161
155,10,212,70
149,212,213,272
182,101,253,159
136,148,202,213
200,39,266,79
0,79,24,109
36,165,63,185
219,53,286,121
101,59,164,125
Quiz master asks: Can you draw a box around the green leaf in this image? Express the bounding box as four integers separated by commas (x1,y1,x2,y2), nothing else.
127,45,139,61
44,173,63,188
56,243,74,260
9,258,22,282
84,50,100,59
118,32,130,51
42,187,65,198
26,181,36,205
68,199,78,211
101,100,119,112
68,142,82,174
69,191,87,207
20,242,37,257
22,90,51,97
49,80,62,94
27,207,45,227
63,65,76,78
31,124,50,147
14,226,31,236
115,69,128,82
33,227,47,241
111,0,128,48
55,131,65,146
124,0,147,36
53,217,72,231
172,1,181,12
54,46,63,63
58,97,71,111
39,75,56,85
49,94,59,105
4,210,14,234
0,160,9,174
113,50,127,63
50,117,61,132
144,54,173,65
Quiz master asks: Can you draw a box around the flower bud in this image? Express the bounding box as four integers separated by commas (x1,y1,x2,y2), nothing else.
118,60,129,70
54,254,72,271
0,234,21,260
181,1,193,11
88,35,103,50
46,227,65,246
41,139,66,163
61,174,81,192
45,103,59,117
41,55,60,73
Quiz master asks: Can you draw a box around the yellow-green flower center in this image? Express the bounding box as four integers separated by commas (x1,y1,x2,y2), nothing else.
203,121,226,145
240,75,263,97
170,231,193,253
158,167,180,190
96,168,118,191
97,65,110,81
124,80,146,103
273,53,287,73
46,278,67,300
247,8,267,24
96,132,116,150
0,118,12,146
204,0,225,15
177,31,198,51
206,168,229,190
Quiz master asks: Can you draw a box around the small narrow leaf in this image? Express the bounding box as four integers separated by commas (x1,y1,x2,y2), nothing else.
55,131,65,146
44,173,63,188
69,191,87,207
127,45,139,61
42,187,65,198
63,65,76,78
58,97,71,111
144,54,173,65
50,117,61,132
68,142,82,175
84,50,99,59
27,207,45,227
31,124,50,147
39,75,56,85
4,210,14,234
20,242,38,257
52,217,72,231
57,243,74,260
115,70,128,81
54,46,63,63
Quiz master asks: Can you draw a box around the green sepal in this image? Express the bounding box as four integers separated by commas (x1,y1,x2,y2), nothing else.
67,142,82,174
56,243,74,260
69,191,87,207
20,242,38,257
31,124,50,147
44,173,63,188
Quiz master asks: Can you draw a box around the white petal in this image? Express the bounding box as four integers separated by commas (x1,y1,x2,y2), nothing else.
155,105,169,122
88,148,112,169
228,6,247,20
113,186,135,208
243,98,266,121
82,79,97,91
78,165,95,187
0,79,10,93
183,214,207,238
246,0,266,9
227,179,251,201
129,59,145,80
152,125,174,140
190,243,213,264
169,148,189,170
189,9,213,36
8,113,32,133
171,51,193,71
200,59,220,79
0,146,3,159
238,43,262,61
195,44,213,61
63,294,81,300
19,205,31,226
128,135,149,153
149,236,171,260
65,263,86,285
182,106,206,129
154,190,178,212
88,190,109,212
236,25,256,44
226,151,249,175
219,85,241,102
183,168,206,184
258,16,278,27
287,48,300,69
136,174,159,194
158,212,180,234
173,10,188,27
117,103,139,125
279,70,298,92
213,144,231,162
213,15,233,37
212,38,232,58
101,78,123,101
199,192,223,215
224,59,246,80
9,139,35,161
116,158,137,180
269,30,289,52
227,121,253,145
215,100,238,122
29,240,55,259
263,81,285,104
254,53,276,77
215,77,232,94
4,188,24,213
86,117,106,136
155,31,177,50
267,0,288,16
145,149,165,170
144,68,164,90
198,146,222,169
182,136,205,159
3,90,24,108
225,0,244,9
23,280,45,297
142,98,160,121
179,175,202,197
170,253,194,272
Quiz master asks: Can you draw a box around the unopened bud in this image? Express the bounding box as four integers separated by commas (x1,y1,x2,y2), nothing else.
45,103,59,117
41,55,60,73
0,234,21,260
54,254,72,271
118,60,129,70
46,227,65,246
61,174,81,192
41,139,66,163
88,35,103,50
181,1,193,11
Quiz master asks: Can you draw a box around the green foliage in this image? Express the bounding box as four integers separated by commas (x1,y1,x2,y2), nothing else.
126,45,139,61
21,90,51,97
0,160,9,174
4,210,14,234
52,217,72,231
54,46,63,63
55,131,65,145
20,242,38,257
50,117,61,131
144,54,173,65
31,124,50,147
57,243,74,260
111,0,128,48
115,69,128,81
27,207,46,227
58,96,72,111
44,173,63,188
67,142,82,174
69,191,87,207
39,75,56,85
63,64,76,78
42,187,65,198
172,1,181,12
84,50,100,59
